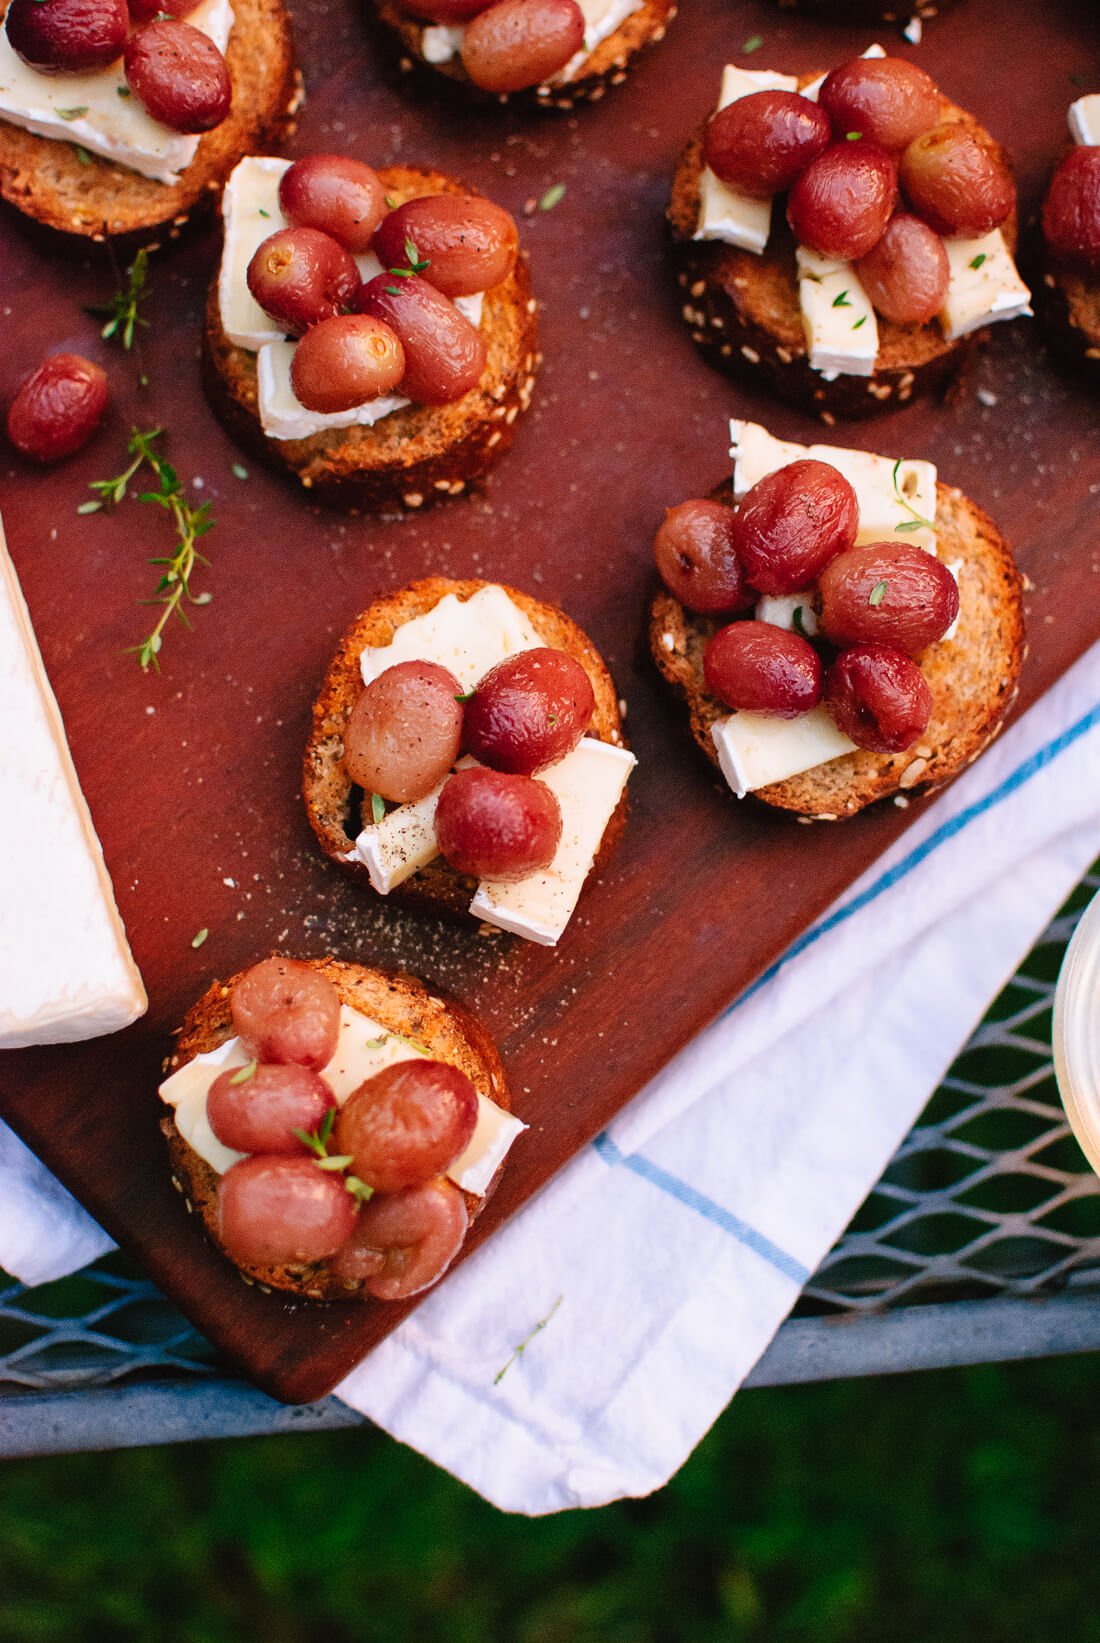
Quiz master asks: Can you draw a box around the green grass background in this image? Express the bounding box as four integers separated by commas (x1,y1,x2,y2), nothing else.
3,1355,1100,1642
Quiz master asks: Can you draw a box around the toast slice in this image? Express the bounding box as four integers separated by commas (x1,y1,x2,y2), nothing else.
1039,257,1100,376
368,0,677,111
202,164,539,510
649,481,1025,818
0,0,300,246
668,86,1018,421
303,576,629,918
161,956,511,1302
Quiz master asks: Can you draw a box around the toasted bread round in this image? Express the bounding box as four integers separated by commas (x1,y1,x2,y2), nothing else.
649,481,1025,818
202,165,539,510
368,0,676,111
1039,258,1100,375
161,956,511,1302
0,0,300,246
304,576,629,918
668,85,1019,421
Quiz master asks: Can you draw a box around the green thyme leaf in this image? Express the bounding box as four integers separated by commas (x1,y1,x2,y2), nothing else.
740,34,763,54
384,194,398,209
852,315,867,330
845,131,862,141
869,580,888,607
190,927,209,949
832,290,852,308
320,1107,336,1146
230,1060,258,1085
315,1153,355,1172
57,107,89,120
384,285,401,296
539,183,566,212
345,1176,374,1203
364,1036,390,1050
969,252,987,270
792,605,808,638
231,463,249,480
371,791,386,824
117,85,131,97
896,520,925,532
454,691,474,703
73,145,93,166
494,1296,564,1385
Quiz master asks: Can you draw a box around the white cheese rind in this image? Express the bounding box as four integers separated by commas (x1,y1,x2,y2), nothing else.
796,247,879,378
355,784,446,895
1069,94,1100,148
257,343,412,441
359,585,543,693
940,230,1032,342
0,0,232,184
694,66,799,252
158,1005,523,1193
0,521,146,1048
469,739,635,946
218,155,293,350
712,708,857,799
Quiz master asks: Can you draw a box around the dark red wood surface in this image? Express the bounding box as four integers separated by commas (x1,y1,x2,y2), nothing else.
1,0,1098,1403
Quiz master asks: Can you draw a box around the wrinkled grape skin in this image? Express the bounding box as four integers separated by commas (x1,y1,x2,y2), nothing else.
654,499,745,614
278,156,386,254
787,141,897,262
819,57,941,153
207,1063,335,1156
7,353,108,463
374,195,519,298
435,767,562,881
290,315,406,414
6,0,127,74
129,0,201,22
357,274,486,405
825,643,932,753
899,124,1014,238
854,213,949,326
334,1060,479,1195
818,541,959,654
331,1178,468,1300
231,959,341,1072
217,1156,357,1267
732,460,859,597
345,661,463,803
403,0,491,18
247,227,360,338
124,20,231,134
704,621,822,719
703,91,831,199
1042,148,1100,271
460,0,584,93
462,648,595,775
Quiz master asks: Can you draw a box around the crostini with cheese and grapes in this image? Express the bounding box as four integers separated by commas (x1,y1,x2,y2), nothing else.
1039,93,1100,376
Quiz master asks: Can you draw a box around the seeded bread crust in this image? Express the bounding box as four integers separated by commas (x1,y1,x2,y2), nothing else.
303,576,629,920
0,0,300,247
202,164,539,511
160,956,511,1302
668,85,1019,421
368,0,677,112
649,480,1025,818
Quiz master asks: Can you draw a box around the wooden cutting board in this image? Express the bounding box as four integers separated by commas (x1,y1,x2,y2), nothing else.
0,0,1097,1402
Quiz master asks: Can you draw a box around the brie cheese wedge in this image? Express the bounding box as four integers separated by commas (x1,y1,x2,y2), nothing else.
796,247,879,378
940,231,1032,342
712,708,857,799
359,585,542,693
694,66,800,253
1069,94,1100,148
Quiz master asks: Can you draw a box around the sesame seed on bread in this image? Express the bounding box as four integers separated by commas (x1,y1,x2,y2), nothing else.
303,576,629,919
161,956,511,1302
649,480,1025,819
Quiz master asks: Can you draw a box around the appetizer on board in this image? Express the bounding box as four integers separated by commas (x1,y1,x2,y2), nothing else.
668,46,1031,419
1039,95,1100,377
160,956,522,1302
304,578,635,946
203,153,538,509
649,420,1024,819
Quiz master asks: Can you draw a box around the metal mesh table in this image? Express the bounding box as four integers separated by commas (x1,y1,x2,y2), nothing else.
3,864,1099,1457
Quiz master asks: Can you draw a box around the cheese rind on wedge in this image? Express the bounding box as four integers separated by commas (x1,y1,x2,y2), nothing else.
1069,94,1100,148
939,231,1032,342
0,521,146,1048
712,708,857,799
796,248,879,378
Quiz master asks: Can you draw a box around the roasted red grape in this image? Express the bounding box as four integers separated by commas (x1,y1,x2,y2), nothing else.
818,541,959,654
704,621,822,719
732,460,858,596
334,1059,479,1195
231,959,341,1072
6,0,127,74
207,1063,334,1156
7,353,108,463
825,643,932,752
1042,148,1100,271
217,1155,357,1266
278,155,387,254
434,767,561,880
345,661,463,803
357,274,486,404
247,227,360,338
290,314,406,413
374,195,519,298
402,0,493,17
703,90,831,199
654,499,745,614
819,57,941,153
460,0,584,93
787,140,897,262
124,20,231,134
899,123,1014,238
462,648,595,774
330,1178,468,1300
129,0,201,20
854,212,949,325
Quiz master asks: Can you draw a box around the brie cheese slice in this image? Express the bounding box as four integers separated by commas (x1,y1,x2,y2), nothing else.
359,585,543,693
796,247,879,378
694,66,800,253
712,708,857,799
940,230,1032,342
419,0,642,76
1069,94,1100,148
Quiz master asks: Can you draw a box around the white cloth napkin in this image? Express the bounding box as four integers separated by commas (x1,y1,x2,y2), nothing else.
2,644,1098,1513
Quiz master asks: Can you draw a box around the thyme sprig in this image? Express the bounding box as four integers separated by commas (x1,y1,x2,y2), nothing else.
293,1107,374,1202
891,459,936,535
88,247,152,353
494,1295,564,1385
